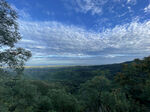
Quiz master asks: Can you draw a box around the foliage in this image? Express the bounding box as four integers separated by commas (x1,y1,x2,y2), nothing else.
1,56,150,112
78,76,111,112
0,0,31,73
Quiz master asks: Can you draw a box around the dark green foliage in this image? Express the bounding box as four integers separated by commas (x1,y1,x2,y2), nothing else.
114,57,150,111
100,91,131,112
24,63,122,82
1,56,150,112
78,76,111,112
23,64,122,94
48,89,79,112
0,0,19,47
0,76,80,112
0,0,31,73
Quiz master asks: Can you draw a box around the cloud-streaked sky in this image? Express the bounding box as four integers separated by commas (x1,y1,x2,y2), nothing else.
7,0,150,66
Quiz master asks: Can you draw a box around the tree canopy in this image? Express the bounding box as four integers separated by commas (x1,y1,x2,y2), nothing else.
0,0,31,73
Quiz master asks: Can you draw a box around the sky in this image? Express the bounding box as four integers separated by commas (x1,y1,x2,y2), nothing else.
7,0,150,66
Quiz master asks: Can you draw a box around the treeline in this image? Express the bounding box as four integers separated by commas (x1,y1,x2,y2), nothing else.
0,56,150,112
23,63,122,88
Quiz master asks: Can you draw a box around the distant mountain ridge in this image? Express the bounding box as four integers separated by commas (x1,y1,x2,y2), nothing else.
24,60,132,82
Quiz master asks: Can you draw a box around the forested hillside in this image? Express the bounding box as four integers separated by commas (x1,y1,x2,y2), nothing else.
24,63,123,83
1,57,150,112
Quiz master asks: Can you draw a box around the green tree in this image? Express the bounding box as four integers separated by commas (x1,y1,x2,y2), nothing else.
79,76,111,112
48,89,79,112
114,57,150,111
100,89,143,112
0,80,39,112
0,0,31,73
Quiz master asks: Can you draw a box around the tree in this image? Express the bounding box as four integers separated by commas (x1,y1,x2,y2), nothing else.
48,89,80,112
0,0,31,74
78,76,111,112
114,57,150,111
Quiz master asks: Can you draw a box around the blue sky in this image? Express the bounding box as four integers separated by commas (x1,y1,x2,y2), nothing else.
7,0,150,66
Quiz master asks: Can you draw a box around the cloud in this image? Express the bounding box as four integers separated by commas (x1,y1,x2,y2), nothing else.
70,0,108,15
18,19,150,61
64,0,137,16
127,0,136,5
11,4,31,20
21,39,36,43
8,1,150,65
144,4,150,13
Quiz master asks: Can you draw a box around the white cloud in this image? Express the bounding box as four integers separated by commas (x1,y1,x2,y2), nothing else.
35,46,46,49
11,4,31,20
9,2,150,65
65,0,137,16
127,0,136,5
74,0,108,15
21,39,36,43
144,4,150,13
127,0,131,3
18,20,150,59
